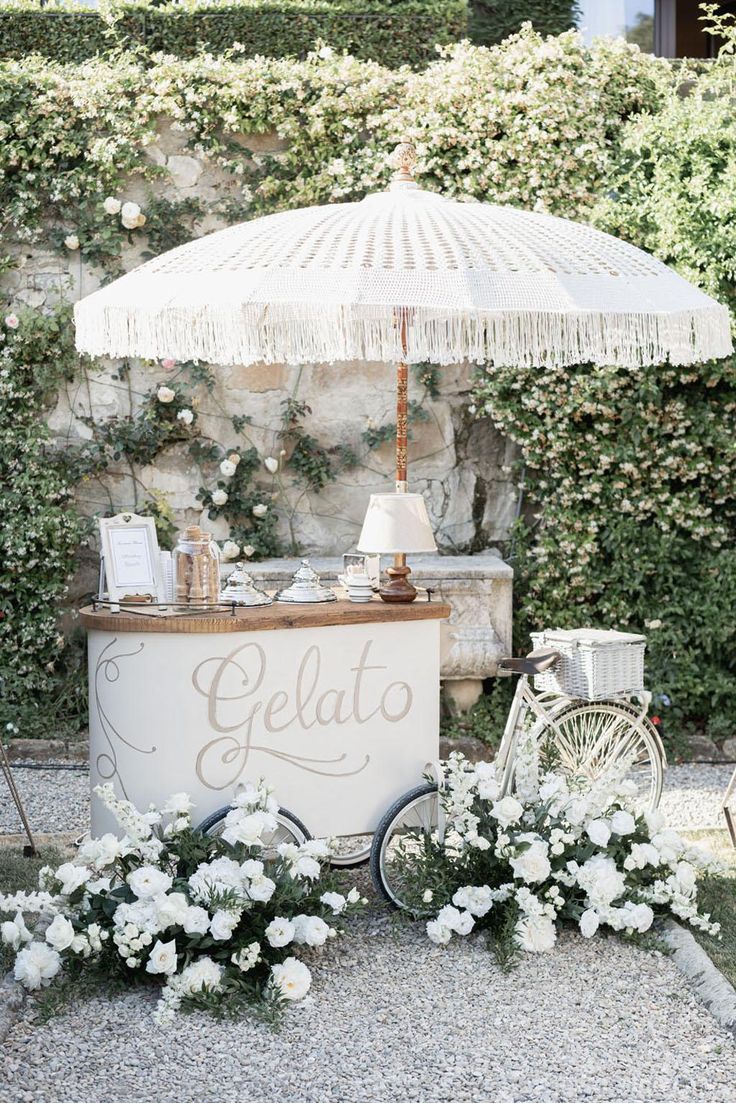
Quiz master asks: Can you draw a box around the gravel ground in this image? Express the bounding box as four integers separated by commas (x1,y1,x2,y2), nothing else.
1,907,735,1103
661,764,734,831
2,761,732,839
0,766,89,837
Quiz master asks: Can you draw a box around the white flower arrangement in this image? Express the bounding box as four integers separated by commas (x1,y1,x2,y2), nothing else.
407,744,720,962
0,781,363,1024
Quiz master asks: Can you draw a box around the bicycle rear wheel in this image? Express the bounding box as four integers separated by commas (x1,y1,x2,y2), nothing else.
370,784,440,911
530,699,665,812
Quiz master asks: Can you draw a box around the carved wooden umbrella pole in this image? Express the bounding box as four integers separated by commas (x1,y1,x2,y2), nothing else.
74,136,733,591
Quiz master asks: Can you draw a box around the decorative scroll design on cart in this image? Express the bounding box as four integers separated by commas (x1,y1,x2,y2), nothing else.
192,638,414,790
93,638,157,798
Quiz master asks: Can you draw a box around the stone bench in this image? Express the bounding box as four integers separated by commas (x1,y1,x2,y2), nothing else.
238,550,513,711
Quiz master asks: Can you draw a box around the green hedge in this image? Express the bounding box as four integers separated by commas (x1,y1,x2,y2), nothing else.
0,1,468,67
470,1,578,46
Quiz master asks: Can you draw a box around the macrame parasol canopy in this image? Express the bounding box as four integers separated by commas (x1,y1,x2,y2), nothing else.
75,140,731,371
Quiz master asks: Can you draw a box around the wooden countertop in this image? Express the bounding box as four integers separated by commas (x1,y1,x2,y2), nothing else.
79,595,451,634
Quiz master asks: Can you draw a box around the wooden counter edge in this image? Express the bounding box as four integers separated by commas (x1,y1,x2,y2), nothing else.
78,600,452,634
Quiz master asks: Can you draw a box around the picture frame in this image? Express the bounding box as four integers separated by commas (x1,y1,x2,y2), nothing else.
98,512,165,604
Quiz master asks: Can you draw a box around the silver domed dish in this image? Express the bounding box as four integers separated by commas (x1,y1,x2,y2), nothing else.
220,563,272,607
274,560,337,604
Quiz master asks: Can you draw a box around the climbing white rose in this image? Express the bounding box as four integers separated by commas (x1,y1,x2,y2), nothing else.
271,957,312,1001
64,234,79,251
103,196,122,215
219,459,236,477
211,488,228,506
157,385,175,403
222,540,240,560
242,544,255,558
121,201,144,229
177,408,194,426
264,456,279,474
252,503,268,518
145,938,178,976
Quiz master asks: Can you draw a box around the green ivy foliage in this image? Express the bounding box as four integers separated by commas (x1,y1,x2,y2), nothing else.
0,1,468,68
0,308,87,736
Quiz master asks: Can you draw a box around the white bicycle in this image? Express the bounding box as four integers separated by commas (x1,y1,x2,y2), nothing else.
370,646,666,910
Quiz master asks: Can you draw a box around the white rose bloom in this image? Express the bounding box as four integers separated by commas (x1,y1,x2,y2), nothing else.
45,914,76,952
293,914,333,947
121,201,142,229
231,942,261,972
78,833,124,870
242,544,255,558
624,902,654,933
145,938,178,976
127,866,173,900
490,795,524,828
426,919,452,945
265,917,295,948
247,875,276,903
510,835,552,885
565,798,589,826
477,778,500,801
675,861,698,895
290,855,321,881
178,956,223,995
422,889,434,904
182,907,211,936
320,891,347,914
157,385,175,404
210,910,241,941
222,809,277,847
56,863,92,896
103,196,122,215
586,819,612,848
347,888,361,905
436,905,474,936
264,456,279,474
14,943,61,990
211,488,228,507
240,859,264,879
1,913,31,950
222,540,240,561
453,885,494,917
301,839,331,859
652,829,686,865
64,234,79,251
161,792,194,816
579,908,600,938
515,914,557,953
154,892,190,928
70,934,90,956
219,459,236,477
252,503,268,518
610,810,636,836
177,408,194,426
576,855,626,908
271,957,311,1001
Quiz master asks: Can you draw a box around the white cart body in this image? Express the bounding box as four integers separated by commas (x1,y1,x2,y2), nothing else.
83,599,449,838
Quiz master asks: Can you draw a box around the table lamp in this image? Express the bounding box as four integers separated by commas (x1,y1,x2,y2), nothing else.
357,493,437,603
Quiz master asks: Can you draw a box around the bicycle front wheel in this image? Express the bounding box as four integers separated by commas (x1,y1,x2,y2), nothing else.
530,699,666,812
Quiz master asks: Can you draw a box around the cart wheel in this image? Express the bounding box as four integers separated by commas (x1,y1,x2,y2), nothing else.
370,783,440,911
196,805,310,858
328,835,372,869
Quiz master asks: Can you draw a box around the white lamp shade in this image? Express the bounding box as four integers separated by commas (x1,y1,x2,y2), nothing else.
357,493,437,555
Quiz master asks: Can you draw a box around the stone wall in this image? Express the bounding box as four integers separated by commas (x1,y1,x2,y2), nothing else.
3,121,520,559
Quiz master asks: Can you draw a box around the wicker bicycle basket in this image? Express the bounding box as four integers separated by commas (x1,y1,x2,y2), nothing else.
529,628,646,700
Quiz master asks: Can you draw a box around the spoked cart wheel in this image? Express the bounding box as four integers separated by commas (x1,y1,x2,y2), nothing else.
370,783,441,911
525,698,666,813
196,806,310,857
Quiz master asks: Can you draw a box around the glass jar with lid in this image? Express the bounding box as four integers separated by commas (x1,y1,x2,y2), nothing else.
173,525,221,605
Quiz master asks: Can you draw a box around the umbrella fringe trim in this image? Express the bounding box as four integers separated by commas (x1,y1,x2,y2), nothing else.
73,302,733,369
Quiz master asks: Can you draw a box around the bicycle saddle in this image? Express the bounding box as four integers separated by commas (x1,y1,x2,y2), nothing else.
497,648,561,676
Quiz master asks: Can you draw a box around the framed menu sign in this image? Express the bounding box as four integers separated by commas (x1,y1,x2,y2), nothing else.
98,513,164,603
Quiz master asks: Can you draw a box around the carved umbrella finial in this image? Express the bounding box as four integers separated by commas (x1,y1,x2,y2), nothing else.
391,137,418,183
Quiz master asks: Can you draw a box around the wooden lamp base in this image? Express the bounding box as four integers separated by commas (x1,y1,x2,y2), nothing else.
378,558,417,604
